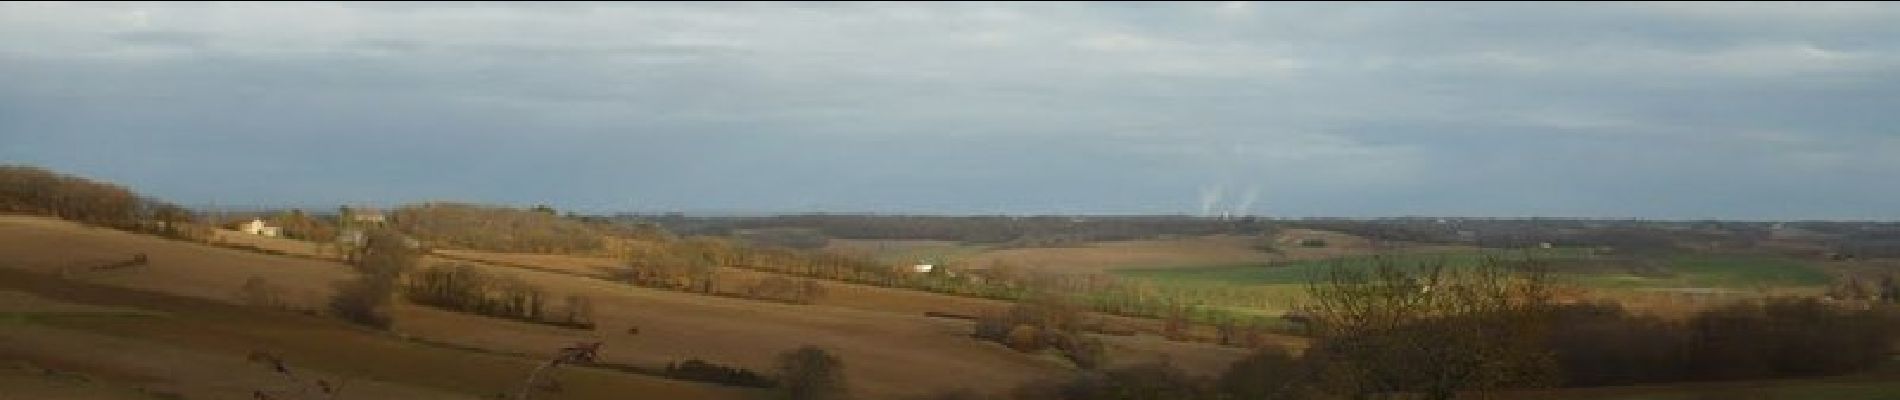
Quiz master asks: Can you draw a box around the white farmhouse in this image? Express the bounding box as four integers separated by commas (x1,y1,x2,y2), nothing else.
239,218,281,237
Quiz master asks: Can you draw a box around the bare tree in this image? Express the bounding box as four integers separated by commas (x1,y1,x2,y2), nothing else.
329,229,416,329
775,346,848,400
512,342,602,400
1300,257,1559,400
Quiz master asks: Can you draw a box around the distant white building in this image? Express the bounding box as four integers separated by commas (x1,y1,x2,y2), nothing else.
912,264,935,274
341,207,387,225
239,218,281,237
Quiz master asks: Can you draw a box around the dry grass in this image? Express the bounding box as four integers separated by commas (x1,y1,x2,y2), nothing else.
0,267,743,400
0,290,153,315
398,253,1083,398
0,215,349,309
0,359,176,400
435,249,1289,370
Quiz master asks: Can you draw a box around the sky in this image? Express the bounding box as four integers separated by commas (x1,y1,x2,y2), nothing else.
2,2,1898,219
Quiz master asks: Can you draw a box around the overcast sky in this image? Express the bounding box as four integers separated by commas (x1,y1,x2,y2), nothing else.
3,2,1897,219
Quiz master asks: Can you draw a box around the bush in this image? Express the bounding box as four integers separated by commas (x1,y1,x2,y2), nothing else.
1300,258,1560,400
1217,346,1309,400
329,229,418,330
745,277,826,304
1010,361,1212,400
1544,298,1896,386
237,276,287,309
775,346,847,400
975,296,1106,369
1049,332,1106,370
1685,297,1894,380
909,388,993,400
1544,302,1691,386
1005,325,1042,352
665,359,775,388
402,263,594,329
329,278,393,329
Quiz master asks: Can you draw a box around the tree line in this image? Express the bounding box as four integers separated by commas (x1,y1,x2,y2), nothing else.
628,214,1277,245
0,164,201,238
390,202,605,254
403,263,596,329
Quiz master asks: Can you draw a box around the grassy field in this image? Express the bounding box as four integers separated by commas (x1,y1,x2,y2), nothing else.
1572,255,1832,289
1114,248,1827,289
1114,249,1576,285
1105,247,1836,319
949,229,1478,273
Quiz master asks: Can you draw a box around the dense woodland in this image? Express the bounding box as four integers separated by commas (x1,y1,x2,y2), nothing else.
0,165,201,237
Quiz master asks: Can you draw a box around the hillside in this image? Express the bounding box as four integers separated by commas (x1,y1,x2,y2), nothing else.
0,269,746,400
2,214,1236,398
0,214,747,399
432,248,1297,354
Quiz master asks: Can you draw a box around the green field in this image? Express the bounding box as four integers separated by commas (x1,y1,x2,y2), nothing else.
1571,255,1832,289
1115,249,1831,290
1115,248,1585,285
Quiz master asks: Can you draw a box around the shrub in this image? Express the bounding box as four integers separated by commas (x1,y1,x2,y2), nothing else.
237,276,287,309
1544,298,1895,386
1544,302,1691,386
1054,333,1105,370
1005,325,1042,352
665,359,776,388
1217,346,1309,400
1010,361,1212,400
1300,257,1560,399
745,277,826,304
909,388,993,400
775,346,847,400
329,278,393,329
402,263,594,329
1684,297,1894,380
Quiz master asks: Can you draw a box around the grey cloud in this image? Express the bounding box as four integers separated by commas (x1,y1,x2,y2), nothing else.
1,2,1896,219
110,30,214,49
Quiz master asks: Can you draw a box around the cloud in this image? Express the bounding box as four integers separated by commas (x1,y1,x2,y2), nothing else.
1,2,1896,219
